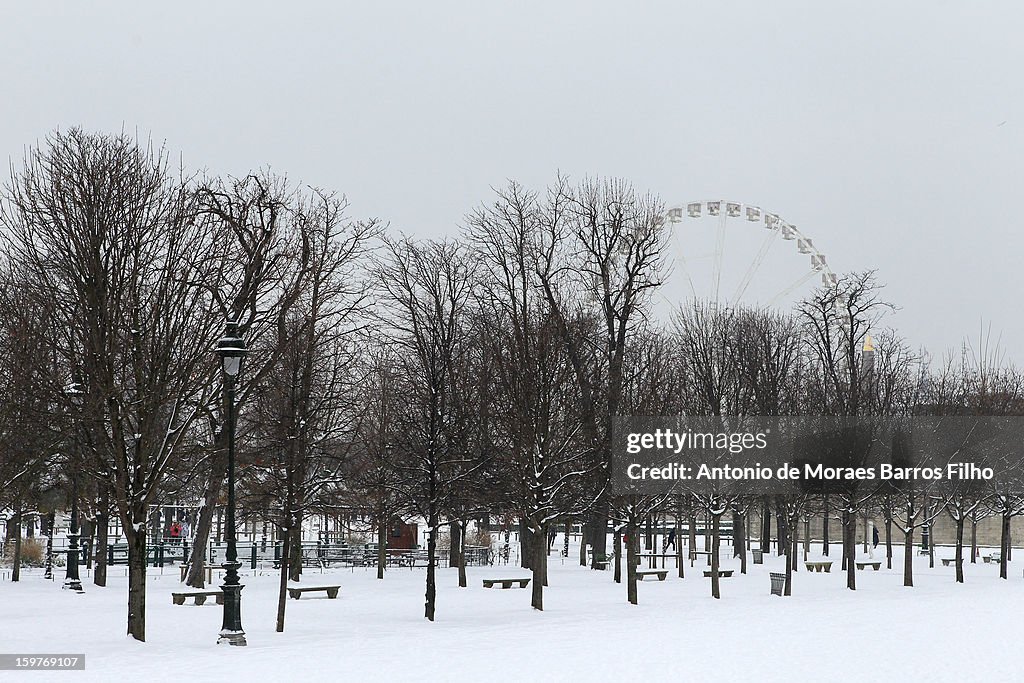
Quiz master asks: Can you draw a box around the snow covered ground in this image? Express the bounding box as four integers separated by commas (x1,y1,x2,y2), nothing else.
2,542,1022,682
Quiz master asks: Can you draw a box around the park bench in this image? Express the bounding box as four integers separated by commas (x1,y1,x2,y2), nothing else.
287,585,340,599
855,561,881,571
805,561,833,573
273,556,325,570
635,569,668,581
482,578,530,589
941,558,961,566
703,569,734,578
172,591,224,606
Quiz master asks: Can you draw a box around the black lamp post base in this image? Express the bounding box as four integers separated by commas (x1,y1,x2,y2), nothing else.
219,566,245,646
217,630,247,646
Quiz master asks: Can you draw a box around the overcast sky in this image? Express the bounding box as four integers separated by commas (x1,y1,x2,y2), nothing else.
2,2,1021,363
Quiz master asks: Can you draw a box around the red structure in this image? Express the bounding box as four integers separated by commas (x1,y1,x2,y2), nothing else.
388,519,418,550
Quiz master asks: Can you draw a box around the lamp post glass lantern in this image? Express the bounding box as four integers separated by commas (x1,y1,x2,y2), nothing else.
216,321,248,646
64,381,84,593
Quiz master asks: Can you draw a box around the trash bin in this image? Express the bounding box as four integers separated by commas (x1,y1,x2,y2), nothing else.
770,572,786,596
752,549,764,564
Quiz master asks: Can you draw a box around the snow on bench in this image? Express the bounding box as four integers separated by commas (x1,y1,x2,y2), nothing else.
172,591,224,606
805,561,833,573
482,578,530,589
287,585,340,599
855,561,881,571
635,569,668,581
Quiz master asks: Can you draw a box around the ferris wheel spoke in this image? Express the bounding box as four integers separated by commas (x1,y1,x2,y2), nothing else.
671,232,698,301
731,227,780,305
767,269,820,307
712,208,726,305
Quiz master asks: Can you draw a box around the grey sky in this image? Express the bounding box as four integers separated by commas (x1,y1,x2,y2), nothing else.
2,2,1022,363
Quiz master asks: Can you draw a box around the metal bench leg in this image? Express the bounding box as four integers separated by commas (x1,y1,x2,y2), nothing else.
327,588,338,599
195,595,207,606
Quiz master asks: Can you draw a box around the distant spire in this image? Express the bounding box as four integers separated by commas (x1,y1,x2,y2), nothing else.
863,334,875,352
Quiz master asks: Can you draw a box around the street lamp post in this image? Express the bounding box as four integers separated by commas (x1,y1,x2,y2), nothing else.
216,321,248,646
65,381,84,593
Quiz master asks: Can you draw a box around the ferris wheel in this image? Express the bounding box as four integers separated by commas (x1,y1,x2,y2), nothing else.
654,199,838,316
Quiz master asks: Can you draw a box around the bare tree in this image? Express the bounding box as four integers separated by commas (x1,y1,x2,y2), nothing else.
183,173,317,589
375,237,481,621
2,129,217,641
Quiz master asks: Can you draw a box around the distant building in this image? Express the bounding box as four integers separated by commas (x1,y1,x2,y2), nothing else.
388,519,418,550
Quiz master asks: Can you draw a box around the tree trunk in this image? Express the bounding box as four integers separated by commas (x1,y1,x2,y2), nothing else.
126,526,148,642
93,487,109,587
276,524,290,632
884,515,892,570
687,513,697,557
626,519,638,605
520,518,532,570
531,523,545,610
710,512,721,599
776,507,787,558
590,506,608,570
760,497,770,553
955,516,965,583
1000,513,1010,580
644,514,653,561
844,510,856,591
376,512,387,580
458,521,467,588
448,520,461,569
903,526,914,587
970,512,978,564
676,512,685,579
737,510,747,575
928,516,935,569
578,523,587,567
613,527,622,584
563,516,571,559
822,496,830,556
784,526,794,596
186,463,226,588
425,508,438,621
11,501,22,582
289,514,303,582
791,518,799,573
